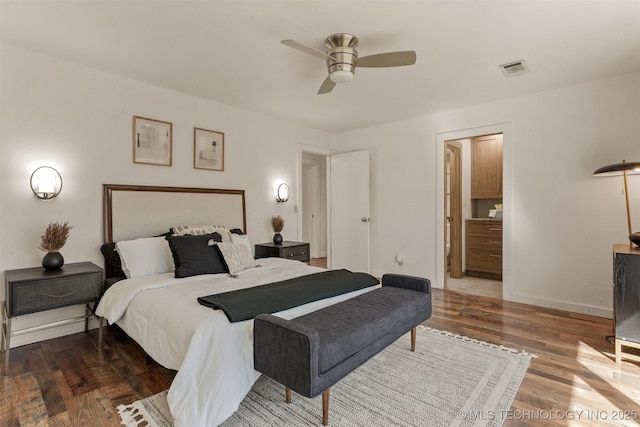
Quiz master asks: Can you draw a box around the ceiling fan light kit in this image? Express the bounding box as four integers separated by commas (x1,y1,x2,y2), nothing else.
325,33,358,83
281,32,417,94
329,70,354,84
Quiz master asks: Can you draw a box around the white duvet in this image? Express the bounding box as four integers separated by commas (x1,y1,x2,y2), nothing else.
96,258,376,427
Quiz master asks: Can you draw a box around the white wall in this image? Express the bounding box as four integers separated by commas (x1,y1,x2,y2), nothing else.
0,46,333,346
336,72,640,318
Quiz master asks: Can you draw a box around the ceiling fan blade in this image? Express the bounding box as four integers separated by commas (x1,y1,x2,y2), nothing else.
357,51,417,68
317,76,336,94
281,39,333,61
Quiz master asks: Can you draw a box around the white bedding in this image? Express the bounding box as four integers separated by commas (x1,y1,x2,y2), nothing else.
96,258,377,427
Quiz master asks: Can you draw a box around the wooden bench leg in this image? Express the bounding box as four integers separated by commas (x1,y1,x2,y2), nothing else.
285,387,291,403
411,327,417,352
322,389,330,426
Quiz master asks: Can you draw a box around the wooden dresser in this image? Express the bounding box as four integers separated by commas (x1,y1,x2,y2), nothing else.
613,244,640,363
466,219,502,278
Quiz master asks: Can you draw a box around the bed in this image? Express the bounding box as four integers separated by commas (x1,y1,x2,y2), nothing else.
96,184,378,427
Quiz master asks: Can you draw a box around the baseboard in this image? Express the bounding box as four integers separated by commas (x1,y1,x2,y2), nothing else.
507,293,613,319
405,279,612,318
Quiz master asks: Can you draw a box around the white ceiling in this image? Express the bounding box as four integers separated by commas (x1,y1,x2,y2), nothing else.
2,1,640,132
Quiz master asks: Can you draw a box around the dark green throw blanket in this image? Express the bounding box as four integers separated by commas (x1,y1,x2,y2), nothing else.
197,269,379,322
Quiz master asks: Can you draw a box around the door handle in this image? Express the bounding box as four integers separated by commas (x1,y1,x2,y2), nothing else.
361,217,370,222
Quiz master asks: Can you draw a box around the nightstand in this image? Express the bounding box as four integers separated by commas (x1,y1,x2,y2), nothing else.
255,241,310,263
2,262,103,372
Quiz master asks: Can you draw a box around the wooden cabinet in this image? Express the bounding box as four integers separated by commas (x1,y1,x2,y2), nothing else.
471,134,503,199
466,220,502,277
613,244,640,363
255,241,310,263
2,262,103,372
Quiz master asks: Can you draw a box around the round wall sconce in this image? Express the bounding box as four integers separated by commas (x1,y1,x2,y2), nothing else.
30,166,62,200
276,183,290,203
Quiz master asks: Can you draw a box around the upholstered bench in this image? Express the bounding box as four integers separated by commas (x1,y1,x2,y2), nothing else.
253,273,432,425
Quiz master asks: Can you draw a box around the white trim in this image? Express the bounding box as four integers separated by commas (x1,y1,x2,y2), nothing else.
510,294,613,319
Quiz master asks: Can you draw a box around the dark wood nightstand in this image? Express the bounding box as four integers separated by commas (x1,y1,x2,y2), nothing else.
255,241,310,263
2,262,104,372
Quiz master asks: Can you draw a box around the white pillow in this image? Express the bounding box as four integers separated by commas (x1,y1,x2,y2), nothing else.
231,233,252,256
216,242,256,275
115,236,175,278
171,225,232,242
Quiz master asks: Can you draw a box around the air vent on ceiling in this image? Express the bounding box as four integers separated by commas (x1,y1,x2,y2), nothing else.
499,59,530,77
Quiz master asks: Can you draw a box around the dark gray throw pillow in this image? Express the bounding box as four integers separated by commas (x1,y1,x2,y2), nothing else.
166,233,227,278
100,242,125,278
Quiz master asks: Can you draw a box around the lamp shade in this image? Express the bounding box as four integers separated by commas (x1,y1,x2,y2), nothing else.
593,161,640,176
593,160,640,245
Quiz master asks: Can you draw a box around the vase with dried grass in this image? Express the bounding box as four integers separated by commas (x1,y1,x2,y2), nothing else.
271,215,284,245
39,221,73,270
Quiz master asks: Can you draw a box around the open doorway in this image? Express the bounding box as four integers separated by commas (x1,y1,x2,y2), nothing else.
444,135,503,299
300,151,328,268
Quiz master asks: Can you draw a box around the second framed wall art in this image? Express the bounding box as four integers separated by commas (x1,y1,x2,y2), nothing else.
194,127,224,171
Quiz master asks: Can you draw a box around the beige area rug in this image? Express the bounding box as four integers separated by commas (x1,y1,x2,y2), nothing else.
118,327,535,427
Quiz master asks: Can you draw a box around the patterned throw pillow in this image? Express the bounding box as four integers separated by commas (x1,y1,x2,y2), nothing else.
215,242,256,275
171,225,232,242
230,233,252,256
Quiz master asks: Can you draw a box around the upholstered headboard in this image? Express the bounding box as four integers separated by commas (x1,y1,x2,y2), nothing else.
103,184,247,243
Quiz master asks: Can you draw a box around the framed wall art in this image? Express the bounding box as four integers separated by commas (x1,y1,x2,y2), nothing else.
133,116,172,166
194,127,224,171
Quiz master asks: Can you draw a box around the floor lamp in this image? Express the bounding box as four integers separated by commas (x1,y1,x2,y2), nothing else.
593,160,640,247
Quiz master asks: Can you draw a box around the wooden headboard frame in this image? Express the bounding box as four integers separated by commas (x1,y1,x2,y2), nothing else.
103,184,247,243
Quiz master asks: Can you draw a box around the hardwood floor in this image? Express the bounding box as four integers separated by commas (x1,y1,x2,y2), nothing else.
2,289,639,426
309,257,327,268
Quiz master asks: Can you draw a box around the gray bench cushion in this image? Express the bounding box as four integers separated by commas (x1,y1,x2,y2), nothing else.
294,287,428,374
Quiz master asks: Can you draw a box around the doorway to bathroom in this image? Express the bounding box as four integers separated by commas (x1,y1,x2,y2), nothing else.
444,135,503,299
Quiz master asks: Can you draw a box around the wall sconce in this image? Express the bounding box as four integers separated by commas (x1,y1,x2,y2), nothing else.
594,159,640,246
276,183,290,203
30,166,62,200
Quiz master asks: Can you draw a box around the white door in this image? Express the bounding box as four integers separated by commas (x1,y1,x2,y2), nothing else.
330,150,370,272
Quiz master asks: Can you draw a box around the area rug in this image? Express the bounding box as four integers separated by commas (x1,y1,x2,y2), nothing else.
118,327,535,427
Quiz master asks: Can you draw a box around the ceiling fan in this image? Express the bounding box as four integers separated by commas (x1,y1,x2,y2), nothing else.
281,33,417,94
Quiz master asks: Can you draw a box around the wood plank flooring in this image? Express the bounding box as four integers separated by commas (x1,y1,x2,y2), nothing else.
2,288,639,426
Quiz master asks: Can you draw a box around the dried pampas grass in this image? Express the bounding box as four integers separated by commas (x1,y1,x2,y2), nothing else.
271,215,284,233
39,221,73,253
